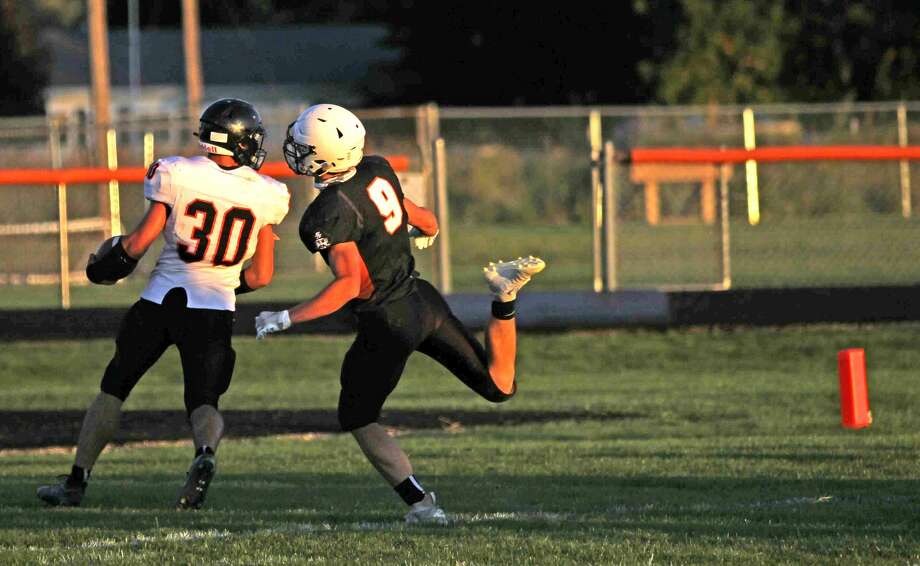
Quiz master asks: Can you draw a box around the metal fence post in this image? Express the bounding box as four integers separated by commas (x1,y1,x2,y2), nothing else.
742,107,760,226
602,141,617,291
143,131,154,210
897,103,911,218
106,128,122,235
432,137,452,294
49,119,71,309
416,104,439,288
719,161,732,289
589,110,603,292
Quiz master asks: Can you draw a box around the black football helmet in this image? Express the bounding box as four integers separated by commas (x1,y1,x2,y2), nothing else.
196,98,267,170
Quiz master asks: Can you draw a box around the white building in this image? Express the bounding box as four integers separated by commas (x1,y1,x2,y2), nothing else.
42,24,399,124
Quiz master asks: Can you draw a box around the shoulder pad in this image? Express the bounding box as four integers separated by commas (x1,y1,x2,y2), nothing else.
362,155,392,171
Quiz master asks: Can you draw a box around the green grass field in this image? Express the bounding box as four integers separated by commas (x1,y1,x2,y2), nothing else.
4,214,920,309
2,324,920,564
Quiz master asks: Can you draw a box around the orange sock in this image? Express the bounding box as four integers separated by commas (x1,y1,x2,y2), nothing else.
492,372,515,395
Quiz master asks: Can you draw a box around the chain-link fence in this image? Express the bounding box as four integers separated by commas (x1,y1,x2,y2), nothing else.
1,101,919,309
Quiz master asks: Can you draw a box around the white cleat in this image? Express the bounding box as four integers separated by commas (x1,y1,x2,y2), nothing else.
483,255,546,302
405,492,449,526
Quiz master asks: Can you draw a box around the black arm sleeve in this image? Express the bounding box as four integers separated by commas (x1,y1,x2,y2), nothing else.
235,269,254,295
86,240,139,284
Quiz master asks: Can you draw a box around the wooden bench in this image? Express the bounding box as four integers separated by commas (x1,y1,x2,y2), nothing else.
629,163,731,225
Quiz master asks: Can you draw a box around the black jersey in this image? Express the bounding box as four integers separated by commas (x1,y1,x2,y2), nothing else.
299,155,416,309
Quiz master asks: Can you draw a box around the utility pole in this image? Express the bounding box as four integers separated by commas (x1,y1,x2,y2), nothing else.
128,0,141,108
87,0,112,236
182,0,204,135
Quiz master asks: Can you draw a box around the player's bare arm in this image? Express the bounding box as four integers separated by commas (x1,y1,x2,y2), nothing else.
404,198,438,236
239,225,278,291
85,202,169,284
289,242,366,322
255,242,367,337
120,201,169,258
404,197,439,250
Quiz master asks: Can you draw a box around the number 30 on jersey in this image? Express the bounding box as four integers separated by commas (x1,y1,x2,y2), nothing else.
366,177,403,234
177,199,255,266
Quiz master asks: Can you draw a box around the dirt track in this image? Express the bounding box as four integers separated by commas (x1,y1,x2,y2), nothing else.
0,409,641,449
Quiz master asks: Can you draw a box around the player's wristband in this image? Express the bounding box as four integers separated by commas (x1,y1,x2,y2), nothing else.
235,270,254,295
86,240,138,284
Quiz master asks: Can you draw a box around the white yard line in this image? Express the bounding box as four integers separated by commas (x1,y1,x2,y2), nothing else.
30,497,873,553
20,494,914,554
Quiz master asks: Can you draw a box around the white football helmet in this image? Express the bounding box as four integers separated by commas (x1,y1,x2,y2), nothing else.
283,104,366,176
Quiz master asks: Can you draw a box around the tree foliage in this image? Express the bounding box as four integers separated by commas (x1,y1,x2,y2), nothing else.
780,0,920,101
361,2,680,106
653,0,792,104
4,0,920,114
0,0,49,116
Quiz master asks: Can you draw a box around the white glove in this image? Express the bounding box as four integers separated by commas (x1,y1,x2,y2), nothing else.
408,226,439,250
255,310,291,340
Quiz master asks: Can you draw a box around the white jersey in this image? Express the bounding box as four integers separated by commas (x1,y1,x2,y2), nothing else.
141,156,290,311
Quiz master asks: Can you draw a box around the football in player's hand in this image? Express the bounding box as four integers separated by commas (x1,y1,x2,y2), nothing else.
86,236,122,285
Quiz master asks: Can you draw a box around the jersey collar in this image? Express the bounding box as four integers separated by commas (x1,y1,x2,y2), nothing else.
198,155,261,181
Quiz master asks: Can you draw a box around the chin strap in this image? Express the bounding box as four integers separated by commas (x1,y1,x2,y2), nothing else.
313,168,358,189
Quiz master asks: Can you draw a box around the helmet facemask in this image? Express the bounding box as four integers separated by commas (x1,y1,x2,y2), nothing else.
238,128,267,170
283,121,323,176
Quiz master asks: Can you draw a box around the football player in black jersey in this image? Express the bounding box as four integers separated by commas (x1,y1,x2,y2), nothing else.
257,103,545,524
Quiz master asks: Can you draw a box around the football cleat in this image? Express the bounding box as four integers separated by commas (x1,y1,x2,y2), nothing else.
37,475,86,507
483,256,546,302
404,491,449,526
175,453,217,510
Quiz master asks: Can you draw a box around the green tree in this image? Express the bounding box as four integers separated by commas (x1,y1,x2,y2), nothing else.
0,0,49,116
781,0,920,101
654,0,792,104
362,2,678,106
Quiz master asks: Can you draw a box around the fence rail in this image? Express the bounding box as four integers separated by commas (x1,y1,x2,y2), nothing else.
1,100,919,310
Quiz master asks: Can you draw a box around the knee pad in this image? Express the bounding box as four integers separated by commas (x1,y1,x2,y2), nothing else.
337,393,381,432
184,347,235,415
100,350,135,401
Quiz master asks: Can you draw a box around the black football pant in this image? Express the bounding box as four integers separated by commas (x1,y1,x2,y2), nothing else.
338,279,514,431
100,287,236,415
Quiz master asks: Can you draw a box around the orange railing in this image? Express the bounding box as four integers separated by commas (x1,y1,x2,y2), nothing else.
0,155,411,308
0,156,411,186
625,145,920,164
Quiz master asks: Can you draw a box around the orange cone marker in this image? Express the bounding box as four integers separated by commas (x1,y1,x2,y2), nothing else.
837,348,872,429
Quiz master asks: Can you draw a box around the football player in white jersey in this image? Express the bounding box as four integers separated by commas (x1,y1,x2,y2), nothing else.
37,98,290,510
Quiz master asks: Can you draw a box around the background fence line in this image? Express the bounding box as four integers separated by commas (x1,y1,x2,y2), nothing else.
0,100,918,309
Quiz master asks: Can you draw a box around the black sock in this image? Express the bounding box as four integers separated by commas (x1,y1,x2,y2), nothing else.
394,475,426,506
195,446,215,457
491,299,516,320
68,465,88,486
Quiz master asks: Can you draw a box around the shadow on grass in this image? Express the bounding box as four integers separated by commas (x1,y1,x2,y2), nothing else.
0,408,644,449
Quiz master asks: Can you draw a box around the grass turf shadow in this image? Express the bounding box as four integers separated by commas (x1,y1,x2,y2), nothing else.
0,408,643,449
